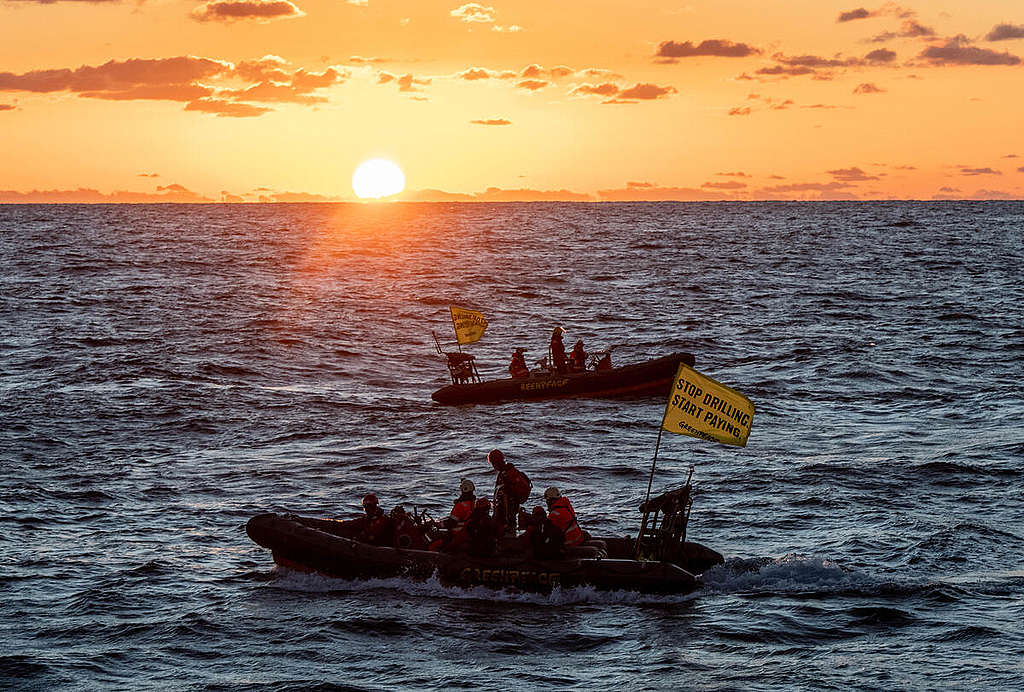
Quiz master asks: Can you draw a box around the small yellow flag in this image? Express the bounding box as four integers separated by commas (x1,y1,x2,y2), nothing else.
449,306,488,345
661,363,755,447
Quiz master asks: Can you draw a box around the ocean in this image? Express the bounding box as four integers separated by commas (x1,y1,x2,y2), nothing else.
1,201,1022,690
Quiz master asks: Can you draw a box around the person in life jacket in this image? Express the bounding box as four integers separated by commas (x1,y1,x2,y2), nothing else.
508,348,529,379
594,350,612,371
390,505,428,550
355,493,394,546
430,478,476,552
568,339,587,372
464,497,503,557
519,505,564,559
549,326,568,374
544,486,584,548
488,449,532,535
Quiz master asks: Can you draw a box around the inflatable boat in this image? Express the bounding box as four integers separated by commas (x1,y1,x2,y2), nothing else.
431,352,696,406
246,484,723,595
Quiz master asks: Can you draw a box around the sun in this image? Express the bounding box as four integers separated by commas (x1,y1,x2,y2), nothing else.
352,159,406,199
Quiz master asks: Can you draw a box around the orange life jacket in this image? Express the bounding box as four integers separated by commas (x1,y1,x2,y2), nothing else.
547,497,584,547
449,497,474,532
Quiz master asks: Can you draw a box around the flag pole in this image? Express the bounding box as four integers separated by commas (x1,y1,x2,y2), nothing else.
643,425,664,510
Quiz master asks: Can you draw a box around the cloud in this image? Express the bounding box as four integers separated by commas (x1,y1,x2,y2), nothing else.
1019,166,1024,173
716,171,751,177
869,20,935,43
348,56,392,64
828,167,880,181
407,186,592,202
616,83,676,100
959,167,1001,176
470,118,510,125
578,68,623,80
597,183,733,201
761,181,854,192
458,68,495,80
0,57,231,102
1,103,16,111
656,39,761,60
191,0,305,23
450,3,495,23
2,0,118,3
728,106,751,115
377,71,430,92
259,191,342,202
702,181,747,190
985,24,1024,42
853,82,886,94
570,83,620,97
865,48,897,62
920,36,1021,65
838,8,871,23
137,173,160,178
184,98,273,117
515,79,549,91
969,189,1016,200
0,185,213,203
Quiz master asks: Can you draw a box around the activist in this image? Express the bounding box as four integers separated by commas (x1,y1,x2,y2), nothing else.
488,449,532,535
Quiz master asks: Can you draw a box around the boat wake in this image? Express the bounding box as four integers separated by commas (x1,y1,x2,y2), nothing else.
267,566,703,605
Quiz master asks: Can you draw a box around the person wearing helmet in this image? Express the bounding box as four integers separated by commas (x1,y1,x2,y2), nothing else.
549,326,568,374
430,478,477,552
464,497,502,557
354,493,394,546
544,486,584,548
488,449,532,536
508,348,529,379
568,339,587,372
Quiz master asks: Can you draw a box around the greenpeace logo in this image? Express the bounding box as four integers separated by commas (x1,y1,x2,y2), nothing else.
459,567,561,587
520,379,568,392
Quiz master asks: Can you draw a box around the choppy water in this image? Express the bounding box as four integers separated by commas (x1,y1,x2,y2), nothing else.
1,201,1023,690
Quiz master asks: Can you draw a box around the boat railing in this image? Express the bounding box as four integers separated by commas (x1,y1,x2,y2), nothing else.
634,469,694,562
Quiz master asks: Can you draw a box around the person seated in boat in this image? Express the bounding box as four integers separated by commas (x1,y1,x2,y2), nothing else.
488,449,531,536
508,348,529,379
390,505,428,550
568,339,587,372
519,505,565,559
590,349,612,371
354,493,395,546
429,478,476,552
544,486,585,549
464,498,503,557
549,326,568,374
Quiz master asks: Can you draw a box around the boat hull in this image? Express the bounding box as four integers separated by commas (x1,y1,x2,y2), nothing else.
246,513,719,594
431,352,696,405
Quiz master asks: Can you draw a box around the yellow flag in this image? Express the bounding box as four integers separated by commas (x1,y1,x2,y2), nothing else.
449,306,488,345
661,364,755,447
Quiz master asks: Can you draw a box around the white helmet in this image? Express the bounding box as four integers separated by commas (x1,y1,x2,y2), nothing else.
460,478,475,494
544,486,560,501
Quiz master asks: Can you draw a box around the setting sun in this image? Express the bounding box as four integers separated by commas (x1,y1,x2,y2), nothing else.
352,159,406,200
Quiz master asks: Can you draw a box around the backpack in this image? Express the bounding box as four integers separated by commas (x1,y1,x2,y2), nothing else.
504,465,532,505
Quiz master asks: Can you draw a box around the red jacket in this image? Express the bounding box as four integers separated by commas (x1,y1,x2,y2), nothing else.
547,497,584,547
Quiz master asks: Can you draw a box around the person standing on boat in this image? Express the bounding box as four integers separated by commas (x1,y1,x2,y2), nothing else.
568,339,587,372
544,487,584,548
549,326,568,374
488,449,532,535
508,348,529,379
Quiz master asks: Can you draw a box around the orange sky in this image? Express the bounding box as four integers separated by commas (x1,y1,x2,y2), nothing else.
1,0,1023,202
